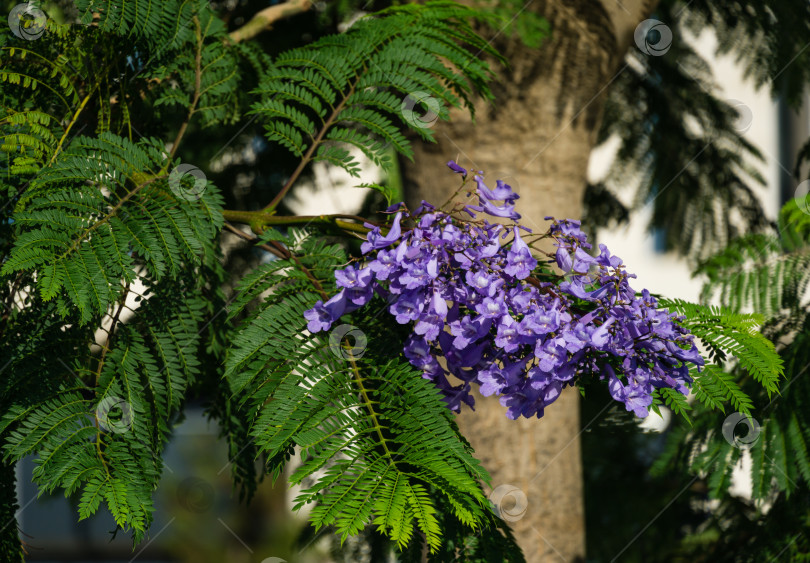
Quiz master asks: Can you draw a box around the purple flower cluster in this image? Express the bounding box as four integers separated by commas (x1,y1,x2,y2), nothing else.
304,162,703,419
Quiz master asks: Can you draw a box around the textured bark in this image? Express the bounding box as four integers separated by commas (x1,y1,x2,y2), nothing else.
401,1,658,561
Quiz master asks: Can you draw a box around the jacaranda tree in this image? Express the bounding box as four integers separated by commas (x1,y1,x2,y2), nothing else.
0,1,785,560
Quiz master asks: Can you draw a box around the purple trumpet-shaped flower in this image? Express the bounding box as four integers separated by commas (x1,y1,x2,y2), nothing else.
335,265,373,289
476,296,508,319
465,269,502,297
608,372,653,418
447,160,467,176
504,227,538,280
494,314,522,353
361,211,403,254
403,335,440,371
555,247,573,272
390,290,424,324
369,249,397,280
304,162,705,420
474,175,519,204
572,247,597,273
304,290,354,332
469,199,521,220
449,315,491,349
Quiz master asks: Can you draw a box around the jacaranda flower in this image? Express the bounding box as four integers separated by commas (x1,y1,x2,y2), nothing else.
305,162,702,419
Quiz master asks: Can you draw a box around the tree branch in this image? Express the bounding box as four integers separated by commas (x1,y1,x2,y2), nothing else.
228,0,312,44
262,79,357,212
223,222,287,260
221,209,376,236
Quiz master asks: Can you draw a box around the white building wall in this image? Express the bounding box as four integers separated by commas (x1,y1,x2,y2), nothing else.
589,29,782,304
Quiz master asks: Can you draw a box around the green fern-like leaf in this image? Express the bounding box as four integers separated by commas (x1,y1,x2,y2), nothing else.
661,298,783,400
250,1,500,177
0,274,210,542
75,0,201,48
696,200,810,316
2,132,223,323
224,234,491,553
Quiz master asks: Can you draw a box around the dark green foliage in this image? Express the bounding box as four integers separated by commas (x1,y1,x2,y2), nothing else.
658,299,783,414
250,1,500,176
0,2,508,558
1,25,80,174
1,75,225,541
146,8,242,127
646,199,810,560
0,270,215,542
696,199,810,316
0,461,22,562
75,0,203,49
2,133,223,322
224,231,493,553
411,496,527,562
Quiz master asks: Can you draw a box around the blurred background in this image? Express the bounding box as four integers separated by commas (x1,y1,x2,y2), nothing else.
5,0,810,561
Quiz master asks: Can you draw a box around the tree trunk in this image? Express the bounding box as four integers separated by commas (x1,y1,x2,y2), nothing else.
401,1,658,560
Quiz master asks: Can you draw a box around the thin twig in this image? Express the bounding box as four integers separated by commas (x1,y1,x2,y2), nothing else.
262,80,358,212
169,16,203,161
49,80,101,165
223,222,286,260
222,222,327,298
95,282,130,386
